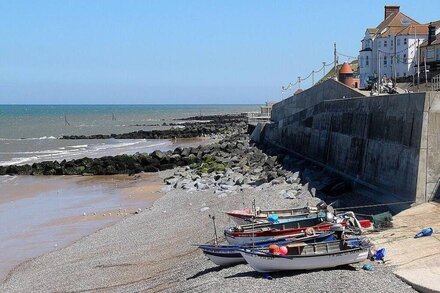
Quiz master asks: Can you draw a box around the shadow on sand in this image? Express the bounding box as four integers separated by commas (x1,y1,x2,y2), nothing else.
224,264,357,280
187,263,244,280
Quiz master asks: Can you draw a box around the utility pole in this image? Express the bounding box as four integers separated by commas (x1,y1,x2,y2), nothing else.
334,43,338,80
323,62,326,78
312,70,315,85
393,35,397,83
424,56,428,88
297,76,301,90
377,50,381,92
417,39,420,91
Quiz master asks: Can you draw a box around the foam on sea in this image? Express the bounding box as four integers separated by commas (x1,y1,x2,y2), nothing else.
0,136,58,141
0,139,174,166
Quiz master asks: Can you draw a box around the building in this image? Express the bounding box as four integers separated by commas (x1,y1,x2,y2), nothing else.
358,6,428,89
338,62,360,88
420,22,440,74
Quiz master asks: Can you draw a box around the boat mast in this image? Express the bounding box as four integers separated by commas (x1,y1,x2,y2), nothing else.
252,199,256,248
209,214,218,245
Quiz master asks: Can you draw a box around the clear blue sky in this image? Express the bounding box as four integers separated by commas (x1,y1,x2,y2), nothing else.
0,0,438,104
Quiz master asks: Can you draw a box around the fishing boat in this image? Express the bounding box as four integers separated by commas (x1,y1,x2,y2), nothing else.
226,211,329,234
225,213,371,245
239,238,371,272
226,201,328,225
225,222,337,245
198,232,335,266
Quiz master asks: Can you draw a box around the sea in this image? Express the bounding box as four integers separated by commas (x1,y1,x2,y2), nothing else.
0,104,259,166
0,104,260,280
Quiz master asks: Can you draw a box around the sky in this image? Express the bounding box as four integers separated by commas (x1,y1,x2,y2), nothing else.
0,0,439,104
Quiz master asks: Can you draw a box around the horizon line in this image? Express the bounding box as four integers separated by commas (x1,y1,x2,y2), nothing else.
0,103,263,106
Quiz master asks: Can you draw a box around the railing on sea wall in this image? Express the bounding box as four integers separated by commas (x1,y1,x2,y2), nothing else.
246,112,271,125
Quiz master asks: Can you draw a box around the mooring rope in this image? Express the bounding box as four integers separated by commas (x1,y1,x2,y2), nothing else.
335,200,414,211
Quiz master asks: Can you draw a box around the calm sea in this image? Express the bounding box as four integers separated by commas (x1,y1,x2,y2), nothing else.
0,104,259,166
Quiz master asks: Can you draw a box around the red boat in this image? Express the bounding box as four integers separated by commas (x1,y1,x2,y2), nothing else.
225,216,371,245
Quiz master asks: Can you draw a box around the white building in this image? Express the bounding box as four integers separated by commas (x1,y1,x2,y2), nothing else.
358,6,428,89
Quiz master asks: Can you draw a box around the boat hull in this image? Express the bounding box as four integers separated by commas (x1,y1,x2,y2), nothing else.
240,248,369,272
226,208,314,225
200,233,336,266
203,250,245,266
225,223,336,245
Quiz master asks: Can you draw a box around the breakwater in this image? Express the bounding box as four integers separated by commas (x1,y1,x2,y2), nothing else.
61,114,247,140
0,114,249,176
257,80,440,203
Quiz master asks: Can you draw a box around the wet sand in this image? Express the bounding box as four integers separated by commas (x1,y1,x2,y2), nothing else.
0,173,163,281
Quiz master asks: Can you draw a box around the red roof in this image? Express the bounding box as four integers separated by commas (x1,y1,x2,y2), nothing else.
339,62,353,74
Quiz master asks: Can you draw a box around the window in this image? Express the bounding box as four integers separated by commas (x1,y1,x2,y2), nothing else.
378,41,381,47
404,73,407,77
397,72,400,77
384,40,388,47
404,38,407,45
384,56,387,66
437,48,440,61
366,56,369,66
397,38,401,46
391,40,394,47
397,54,400,63
427,48,435,60
403,54,407,62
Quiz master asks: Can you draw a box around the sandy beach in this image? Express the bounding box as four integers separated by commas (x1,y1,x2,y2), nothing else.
0,169,416,292
0,173,164,282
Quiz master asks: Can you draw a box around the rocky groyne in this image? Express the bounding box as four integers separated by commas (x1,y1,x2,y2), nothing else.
61,114,247,140
161,133,308,197
0,133,303,201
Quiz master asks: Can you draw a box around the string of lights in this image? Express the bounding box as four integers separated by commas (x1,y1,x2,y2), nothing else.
281,60,335,92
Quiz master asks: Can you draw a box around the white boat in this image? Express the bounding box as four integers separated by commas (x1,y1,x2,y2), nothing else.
199,233,335,266
239,239,369,272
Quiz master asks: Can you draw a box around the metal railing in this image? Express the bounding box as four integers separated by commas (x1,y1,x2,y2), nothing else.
433,74,440,91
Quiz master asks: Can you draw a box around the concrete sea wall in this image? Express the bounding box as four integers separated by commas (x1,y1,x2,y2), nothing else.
262,90,440,203
271,78,365,122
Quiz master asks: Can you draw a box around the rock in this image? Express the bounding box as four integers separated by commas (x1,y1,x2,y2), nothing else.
200,207,210,212
220,184,237,191
151,150,165,160
251,177,268,186
266,171,278,182
195,182,209,190
301,182,309,192
165,177,179,185
213,174,223,181
161,186,173,193
173,147,183,155
169,154,181,163
271,178,284,185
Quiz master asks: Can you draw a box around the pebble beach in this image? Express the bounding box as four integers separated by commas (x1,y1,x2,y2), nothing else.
0,136,417,292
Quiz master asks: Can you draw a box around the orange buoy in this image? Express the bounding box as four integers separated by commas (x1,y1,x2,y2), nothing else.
268,244,281,255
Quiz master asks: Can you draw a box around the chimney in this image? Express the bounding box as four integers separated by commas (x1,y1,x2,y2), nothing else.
384,5,400,20
428,23,436,45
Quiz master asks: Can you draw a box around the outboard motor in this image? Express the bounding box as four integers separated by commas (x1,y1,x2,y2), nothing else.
316,200,328,211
